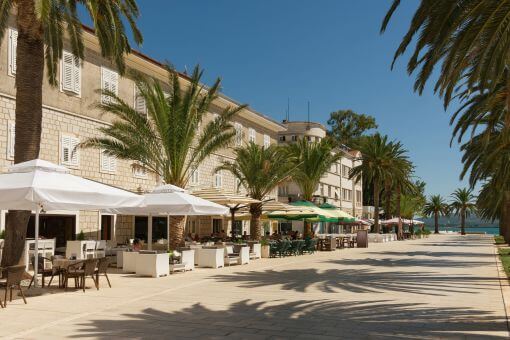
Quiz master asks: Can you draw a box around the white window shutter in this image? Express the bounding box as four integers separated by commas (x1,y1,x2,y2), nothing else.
70,137,79,166
7,122,15,158
9,28,18,75
264,134,270,149
61,136,70,164
62,52,74,92
102,68,119,104
134,86,146,114
73,55,81,94
248,128,256,142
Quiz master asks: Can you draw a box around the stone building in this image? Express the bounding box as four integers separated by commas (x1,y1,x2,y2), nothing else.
0,18,284,247
276,121,363,219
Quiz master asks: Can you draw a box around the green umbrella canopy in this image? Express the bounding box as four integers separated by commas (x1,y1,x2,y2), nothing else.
318,202,357,222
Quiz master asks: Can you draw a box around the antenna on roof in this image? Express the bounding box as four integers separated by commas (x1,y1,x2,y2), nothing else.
307,101,311,123
183,65,188,75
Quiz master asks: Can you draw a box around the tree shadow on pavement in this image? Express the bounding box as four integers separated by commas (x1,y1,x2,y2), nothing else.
330,257,488,268
210,267,497,295
71,299,508,339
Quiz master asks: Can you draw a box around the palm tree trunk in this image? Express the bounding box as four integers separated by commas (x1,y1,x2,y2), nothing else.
373,181,380,234
169,215,186,250
503,191,510,243
396,186,402,239
249,203,262,241
434,212,439,234
460,209,466,235
1,2,44,267
384,182,392,220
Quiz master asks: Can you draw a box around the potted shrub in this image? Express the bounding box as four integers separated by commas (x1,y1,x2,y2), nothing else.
77,230,86,241
260,237,270,258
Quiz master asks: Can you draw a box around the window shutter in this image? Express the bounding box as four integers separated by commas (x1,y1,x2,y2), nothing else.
7,122,15,158
61,51,81,95
134,86,147,115
61,136,70,163
263,134,270,148
102,68,118,104
62,52,74,92
70,137,79,166
9,28,17,75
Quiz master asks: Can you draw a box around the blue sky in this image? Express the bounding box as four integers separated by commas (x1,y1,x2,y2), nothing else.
109,0,469,198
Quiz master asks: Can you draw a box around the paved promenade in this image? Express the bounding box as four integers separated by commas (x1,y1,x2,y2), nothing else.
1,234,508,339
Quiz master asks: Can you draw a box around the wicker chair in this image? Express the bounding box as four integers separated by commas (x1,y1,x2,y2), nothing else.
95,257,111,289
1,265,27,307
64,259,98,292
28,255,59,289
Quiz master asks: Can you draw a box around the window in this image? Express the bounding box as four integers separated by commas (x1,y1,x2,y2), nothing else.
334,190,339,200
100,150,116,173
61,135,79,166
342,165,351,178
342,188,352,201
190,168,200,186
291,135,297,141
356,190,362,207
234,123,243,146
187,219,197,234
278,185,288,196
248,128,256,142
214,170,223,188
8,28,17,76
306,136,311,142
279,135,286,142
7,122,14,159
212,219,222,234
134,85,147,115
61,51,81,95
320,184,324,196
328,185,332,197
133,163,148,178
101,67,118,104
263,134,270,149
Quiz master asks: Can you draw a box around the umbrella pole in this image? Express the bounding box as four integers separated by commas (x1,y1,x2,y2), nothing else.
148,214,153,250
167,215,170,252
231,209,236,240
33,206,41,288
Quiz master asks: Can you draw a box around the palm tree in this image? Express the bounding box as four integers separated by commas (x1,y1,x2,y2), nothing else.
286,137,341,201
423,195,449,234
0,1,142,267
217,142,297,240
285,137,341,236
350,134,404,233
450,188,477,235
381,0,510,108
83,66,245,249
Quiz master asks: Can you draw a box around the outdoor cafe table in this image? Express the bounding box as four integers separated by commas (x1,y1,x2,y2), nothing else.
51,258,83,288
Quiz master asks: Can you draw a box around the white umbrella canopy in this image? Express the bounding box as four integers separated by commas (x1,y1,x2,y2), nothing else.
108,184,229,216
0,159,144,211
107,184,229,250
0,159,144,287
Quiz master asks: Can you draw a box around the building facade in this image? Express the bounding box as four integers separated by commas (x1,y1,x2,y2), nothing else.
276,121,363,219
0,18,284,247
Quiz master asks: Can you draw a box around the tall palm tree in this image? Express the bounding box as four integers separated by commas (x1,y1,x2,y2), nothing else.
350,134,404,233
381,0,510,108
285,137,341,201
83,66,245,249
450,188,477,235
285,137,341,236
423,195,449,234
217,142,297,240
0,1,142,267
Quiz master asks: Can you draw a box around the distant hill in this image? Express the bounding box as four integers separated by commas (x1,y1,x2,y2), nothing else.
419,215,498,228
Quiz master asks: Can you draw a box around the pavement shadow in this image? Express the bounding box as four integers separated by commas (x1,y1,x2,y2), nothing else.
330,257,488,268
71,299,508,339
210,267,497,295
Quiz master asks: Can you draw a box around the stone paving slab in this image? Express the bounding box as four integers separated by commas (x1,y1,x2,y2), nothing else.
1,234,508,339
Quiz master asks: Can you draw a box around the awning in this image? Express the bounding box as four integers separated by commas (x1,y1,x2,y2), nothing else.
318,203,356,222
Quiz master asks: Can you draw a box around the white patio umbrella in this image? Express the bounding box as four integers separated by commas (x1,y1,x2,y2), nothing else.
0,159,144,286
106,184,229,249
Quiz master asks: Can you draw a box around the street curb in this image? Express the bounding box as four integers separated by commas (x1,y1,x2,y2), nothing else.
493,243,510,336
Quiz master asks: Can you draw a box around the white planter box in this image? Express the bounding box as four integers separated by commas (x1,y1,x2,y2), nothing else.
261,245,270,258
250,243,261,259
180,249,195,271
238,246,250,265
123,251,138,273
135,253,169,278
196,248,224,268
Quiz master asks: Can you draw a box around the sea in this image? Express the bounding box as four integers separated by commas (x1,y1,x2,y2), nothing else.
437,227,499,235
